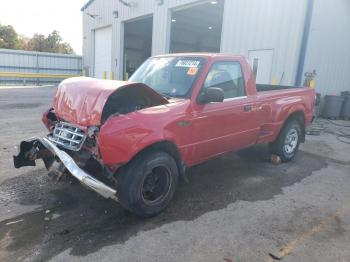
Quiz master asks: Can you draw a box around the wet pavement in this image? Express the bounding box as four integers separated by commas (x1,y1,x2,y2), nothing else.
0,87,349,262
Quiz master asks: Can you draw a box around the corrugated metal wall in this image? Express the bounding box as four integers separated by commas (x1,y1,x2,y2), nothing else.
0,49,82,85
303,0,350,95
83,0,349,94
221,0,308,86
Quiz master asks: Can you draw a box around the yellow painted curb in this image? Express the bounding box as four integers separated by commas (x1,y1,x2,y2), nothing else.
0,71,79,79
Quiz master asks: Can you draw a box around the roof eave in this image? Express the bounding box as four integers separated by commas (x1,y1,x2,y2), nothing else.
81,0,95,11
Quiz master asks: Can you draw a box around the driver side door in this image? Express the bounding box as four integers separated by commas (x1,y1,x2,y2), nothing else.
187,61,260,165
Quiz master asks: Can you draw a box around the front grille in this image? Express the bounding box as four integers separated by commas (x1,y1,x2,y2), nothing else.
48,122,86,151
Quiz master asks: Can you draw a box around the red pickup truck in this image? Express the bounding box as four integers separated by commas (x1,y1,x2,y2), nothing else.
14,53,315,217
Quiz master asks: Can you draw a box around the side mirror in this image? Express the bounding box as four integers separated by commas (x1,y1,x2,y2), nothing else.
198,87,224,104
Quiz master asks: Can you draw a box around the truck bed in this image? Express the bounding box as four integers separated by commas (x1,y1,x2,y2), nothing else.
256,84,304,92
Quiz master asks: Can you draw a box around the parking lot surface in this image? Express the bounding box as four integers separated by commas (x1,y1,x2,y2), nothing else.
0,87,349,262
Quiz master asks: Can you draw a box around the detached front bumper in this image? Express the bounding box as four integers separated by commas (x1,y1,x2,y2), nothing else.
13,137,118,201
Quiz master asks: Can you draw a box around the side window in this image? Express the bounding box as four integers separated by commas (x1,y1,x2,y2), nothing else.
203,61,245,99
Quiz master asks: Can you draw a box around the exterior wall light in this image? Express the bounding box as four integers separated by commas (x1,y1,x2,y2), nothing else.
113,10,119,18
119,0,137,7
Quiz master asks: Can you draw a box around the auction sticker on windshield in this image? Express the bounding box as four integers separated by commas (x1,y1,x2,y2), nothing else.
175,60,200,68
187,67,199,76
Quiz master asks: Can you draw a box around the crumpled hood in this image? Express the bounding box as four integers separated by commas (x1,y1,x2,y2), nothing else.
53,77,168,127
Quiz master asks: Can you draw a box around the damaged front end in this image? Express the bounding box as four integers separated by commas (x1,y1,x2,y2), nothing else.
13,77,169,202
13,136,118,200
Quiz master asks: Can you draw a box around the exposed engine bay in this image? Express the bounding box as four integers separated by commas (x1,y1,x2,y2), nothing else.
51,78,169,126
12,77,172,204
101,85,166,122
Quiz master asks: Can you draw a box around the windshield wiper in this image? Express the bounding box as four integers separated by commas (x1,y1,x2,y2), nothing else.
160,92,172,99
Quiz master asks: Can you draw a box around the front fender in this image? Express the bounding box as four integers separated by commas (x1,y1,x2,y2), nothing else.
97,115,167,165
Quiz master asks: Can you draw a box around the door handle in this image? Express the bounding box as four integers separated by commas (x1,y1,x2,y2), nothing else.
244,105,252,112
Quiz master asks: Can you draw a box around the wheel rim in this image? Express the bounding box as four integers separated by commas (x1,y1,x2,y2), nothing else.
141,166,172,206
284,128,299,154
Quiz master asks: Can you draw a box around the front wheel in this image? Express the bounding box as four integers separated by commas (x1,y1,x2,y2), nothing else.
116,151,179,217
270,119,302,162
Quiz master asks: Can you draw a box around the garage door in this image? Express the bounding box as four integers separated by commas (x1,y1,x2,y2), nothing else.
94,26,112,79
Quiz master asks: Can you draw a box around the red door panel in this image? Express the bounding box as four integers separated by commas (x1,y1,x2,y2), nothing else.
184,97,260,165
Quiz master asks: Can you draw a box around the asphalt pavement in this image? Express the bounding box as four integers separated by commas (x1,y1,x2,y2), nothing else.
0,86,349,262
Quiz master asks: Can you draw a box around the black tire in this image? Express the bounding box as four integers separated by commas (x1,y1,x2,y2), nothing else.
270,119,302,162
116,151,179,217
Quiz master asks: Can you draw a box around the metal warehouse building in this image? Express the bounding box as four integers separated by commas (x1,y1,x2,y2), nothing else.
82,0,350,95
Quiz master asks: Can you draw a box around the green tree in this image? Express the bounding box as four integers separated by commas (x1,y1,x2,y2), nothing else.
16,35,29,50
47,30,62,52
0,23,74,54
27,30,74,54
0,23,19,49
27,33,47,52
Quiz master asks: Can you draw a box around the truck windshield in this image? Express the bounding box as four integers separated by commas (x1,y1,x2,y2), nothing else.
129,56,205,98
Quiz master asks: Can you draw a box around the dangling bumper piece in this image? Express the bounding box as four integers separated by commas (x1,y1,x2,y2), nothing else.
13,137,117,201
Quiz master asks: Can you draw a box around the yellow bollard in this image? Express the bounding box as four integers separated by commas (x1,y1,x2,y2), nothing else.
103,71,107,80
110,71,115,80
271,77,278,85
310,79,315,89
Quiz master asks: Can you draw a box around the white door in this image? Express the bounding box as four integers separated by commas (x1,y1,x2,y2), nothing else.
94,26,112,79
248,49,273,84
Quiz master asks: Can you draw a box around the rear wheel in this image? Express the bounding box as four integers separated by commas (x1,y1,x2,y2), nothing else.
270,119,302,162
116,151,178,217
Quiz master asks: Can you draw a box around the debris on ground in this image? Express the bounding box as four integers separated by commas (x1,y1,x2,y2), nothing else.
58,229,70,236
271,154,282,165
306,120,324,136
6,219,24,226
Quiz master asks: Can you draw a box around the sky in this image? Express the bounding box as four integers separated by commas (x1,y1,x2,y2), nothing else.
0,0,85,54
